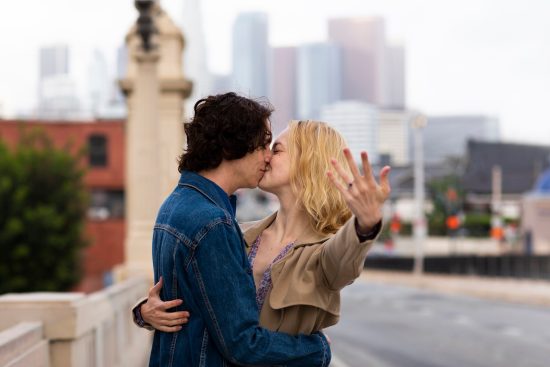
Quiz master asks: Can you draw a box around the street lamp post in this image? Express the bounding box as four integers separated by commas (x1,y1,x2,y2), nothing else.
412,114,428,276
135,0,157,52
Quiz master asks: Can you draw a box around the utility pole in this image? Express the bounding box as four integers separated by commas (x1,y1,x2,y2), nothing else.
491,165,504,252
412,114,427,276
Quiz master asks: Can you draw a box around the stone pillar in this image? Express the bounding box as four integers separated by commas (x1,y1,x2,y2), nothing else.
119,3,192,278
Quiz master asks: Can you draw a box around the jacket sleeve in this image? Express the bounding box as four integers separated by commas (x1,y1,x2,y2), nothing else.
319,216,381,291
130,297,154,331
188,221,331,367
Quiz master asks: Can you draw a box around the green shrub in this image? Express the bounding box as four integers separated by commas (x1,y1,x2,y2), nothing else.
0,129,88,293
463,213,492,237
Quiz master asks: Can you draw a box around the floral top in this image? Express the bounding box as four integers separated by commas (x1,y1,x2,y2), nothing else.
247,235,295,311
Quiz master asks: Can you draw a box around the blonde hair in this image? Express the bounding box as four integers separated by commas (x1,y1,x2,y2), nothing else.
287,120,352,235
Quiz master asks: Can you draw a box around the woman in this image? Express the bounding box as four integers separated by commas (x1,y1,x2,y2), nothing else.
134,120,391,335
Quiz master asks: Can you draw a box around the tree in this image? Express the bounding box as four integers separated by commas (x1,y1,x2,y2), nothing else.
0,128,88,293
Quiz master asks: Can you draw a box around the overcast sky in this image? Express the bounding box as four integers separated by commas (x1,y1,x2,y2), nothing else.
0,0,549,145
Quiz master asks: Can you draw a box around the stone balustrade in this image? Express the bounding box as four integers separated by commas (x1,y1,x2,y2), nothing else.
0,322,49,367
0,277,152,367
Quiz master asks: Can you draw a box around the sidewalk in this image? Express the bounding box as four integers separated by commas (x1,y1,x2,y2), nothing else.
360,270,550,307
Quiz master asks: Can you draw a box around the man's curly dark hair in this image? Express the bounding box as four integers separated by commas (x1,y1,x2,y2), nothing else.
178,92,273,173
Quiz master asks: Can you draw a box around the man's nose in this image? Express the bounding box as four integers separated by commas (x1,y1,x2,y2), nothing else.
264,148,272,162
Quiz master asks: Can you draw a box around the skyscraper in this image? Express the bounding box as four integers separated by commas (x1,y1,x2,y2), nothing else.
297,42,341,119
328,17,386,105
270,47,297,135
328,17,406,108
385,43,406,109
99,44,128,119
209,73,232,95
116,44,128,81
39,45,69,80
181,0,211,106
231,12,269,98
37,45,81,119
87,49,110,117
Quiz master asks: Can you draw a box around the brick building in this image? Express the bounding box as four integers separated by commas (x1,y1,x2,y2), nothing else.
0,119,125,293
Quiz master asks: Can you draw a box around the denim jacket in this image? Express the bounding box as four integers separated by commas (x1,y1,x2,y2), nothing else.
149,171,331,367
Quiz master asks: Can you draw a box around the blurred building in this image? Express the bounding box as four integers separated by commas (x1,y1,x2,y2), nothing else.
328,17,406,109
231,12,269,98
181,0,211,111
269,47,297,135
385,43,406,109
297,42,341,119
463,140,550,216
37,45,82,119
378,109,415,166
98,44,128,119
0,119,125,293
116,44,128,81
37,76,81,119
320,101,378,163
39,45,69,79
424,115,500,163
87,49,110,117
328,17,386,105
210,73,232,94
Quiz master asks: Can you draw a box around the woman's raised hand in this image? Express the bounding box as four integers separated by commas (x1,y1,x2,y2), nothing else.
327,148,391,232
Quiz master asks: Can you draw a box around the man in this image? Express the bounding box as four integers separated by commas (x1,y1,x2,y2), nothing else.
145,93,331,366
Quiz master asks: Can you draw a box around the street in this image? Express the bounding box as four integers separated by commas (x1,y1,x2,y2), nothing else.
327,279,550,367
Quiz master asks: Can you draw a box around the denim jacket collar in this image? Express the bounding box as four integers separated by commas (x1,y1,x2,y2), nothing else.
178,170,237,217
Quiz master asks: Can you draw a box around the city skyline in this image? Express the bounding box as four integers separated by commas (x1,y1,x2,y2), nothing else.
0,0,549,145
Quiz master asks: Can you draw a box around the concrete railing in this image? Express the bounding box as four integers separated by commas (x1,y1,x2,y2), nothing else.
0,277,152,367
0,322,49,367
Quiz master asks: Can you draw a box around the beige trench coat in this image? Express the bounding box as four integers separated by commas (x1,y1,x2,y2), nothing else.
241,212,377,334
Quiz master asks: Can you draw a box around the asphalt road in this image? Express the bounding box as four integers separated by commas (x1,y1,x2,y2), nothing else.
326,280,550,367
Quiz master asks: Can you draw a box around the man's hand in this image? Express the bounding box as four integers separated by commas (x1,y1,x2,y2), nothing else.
141,276,190,332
